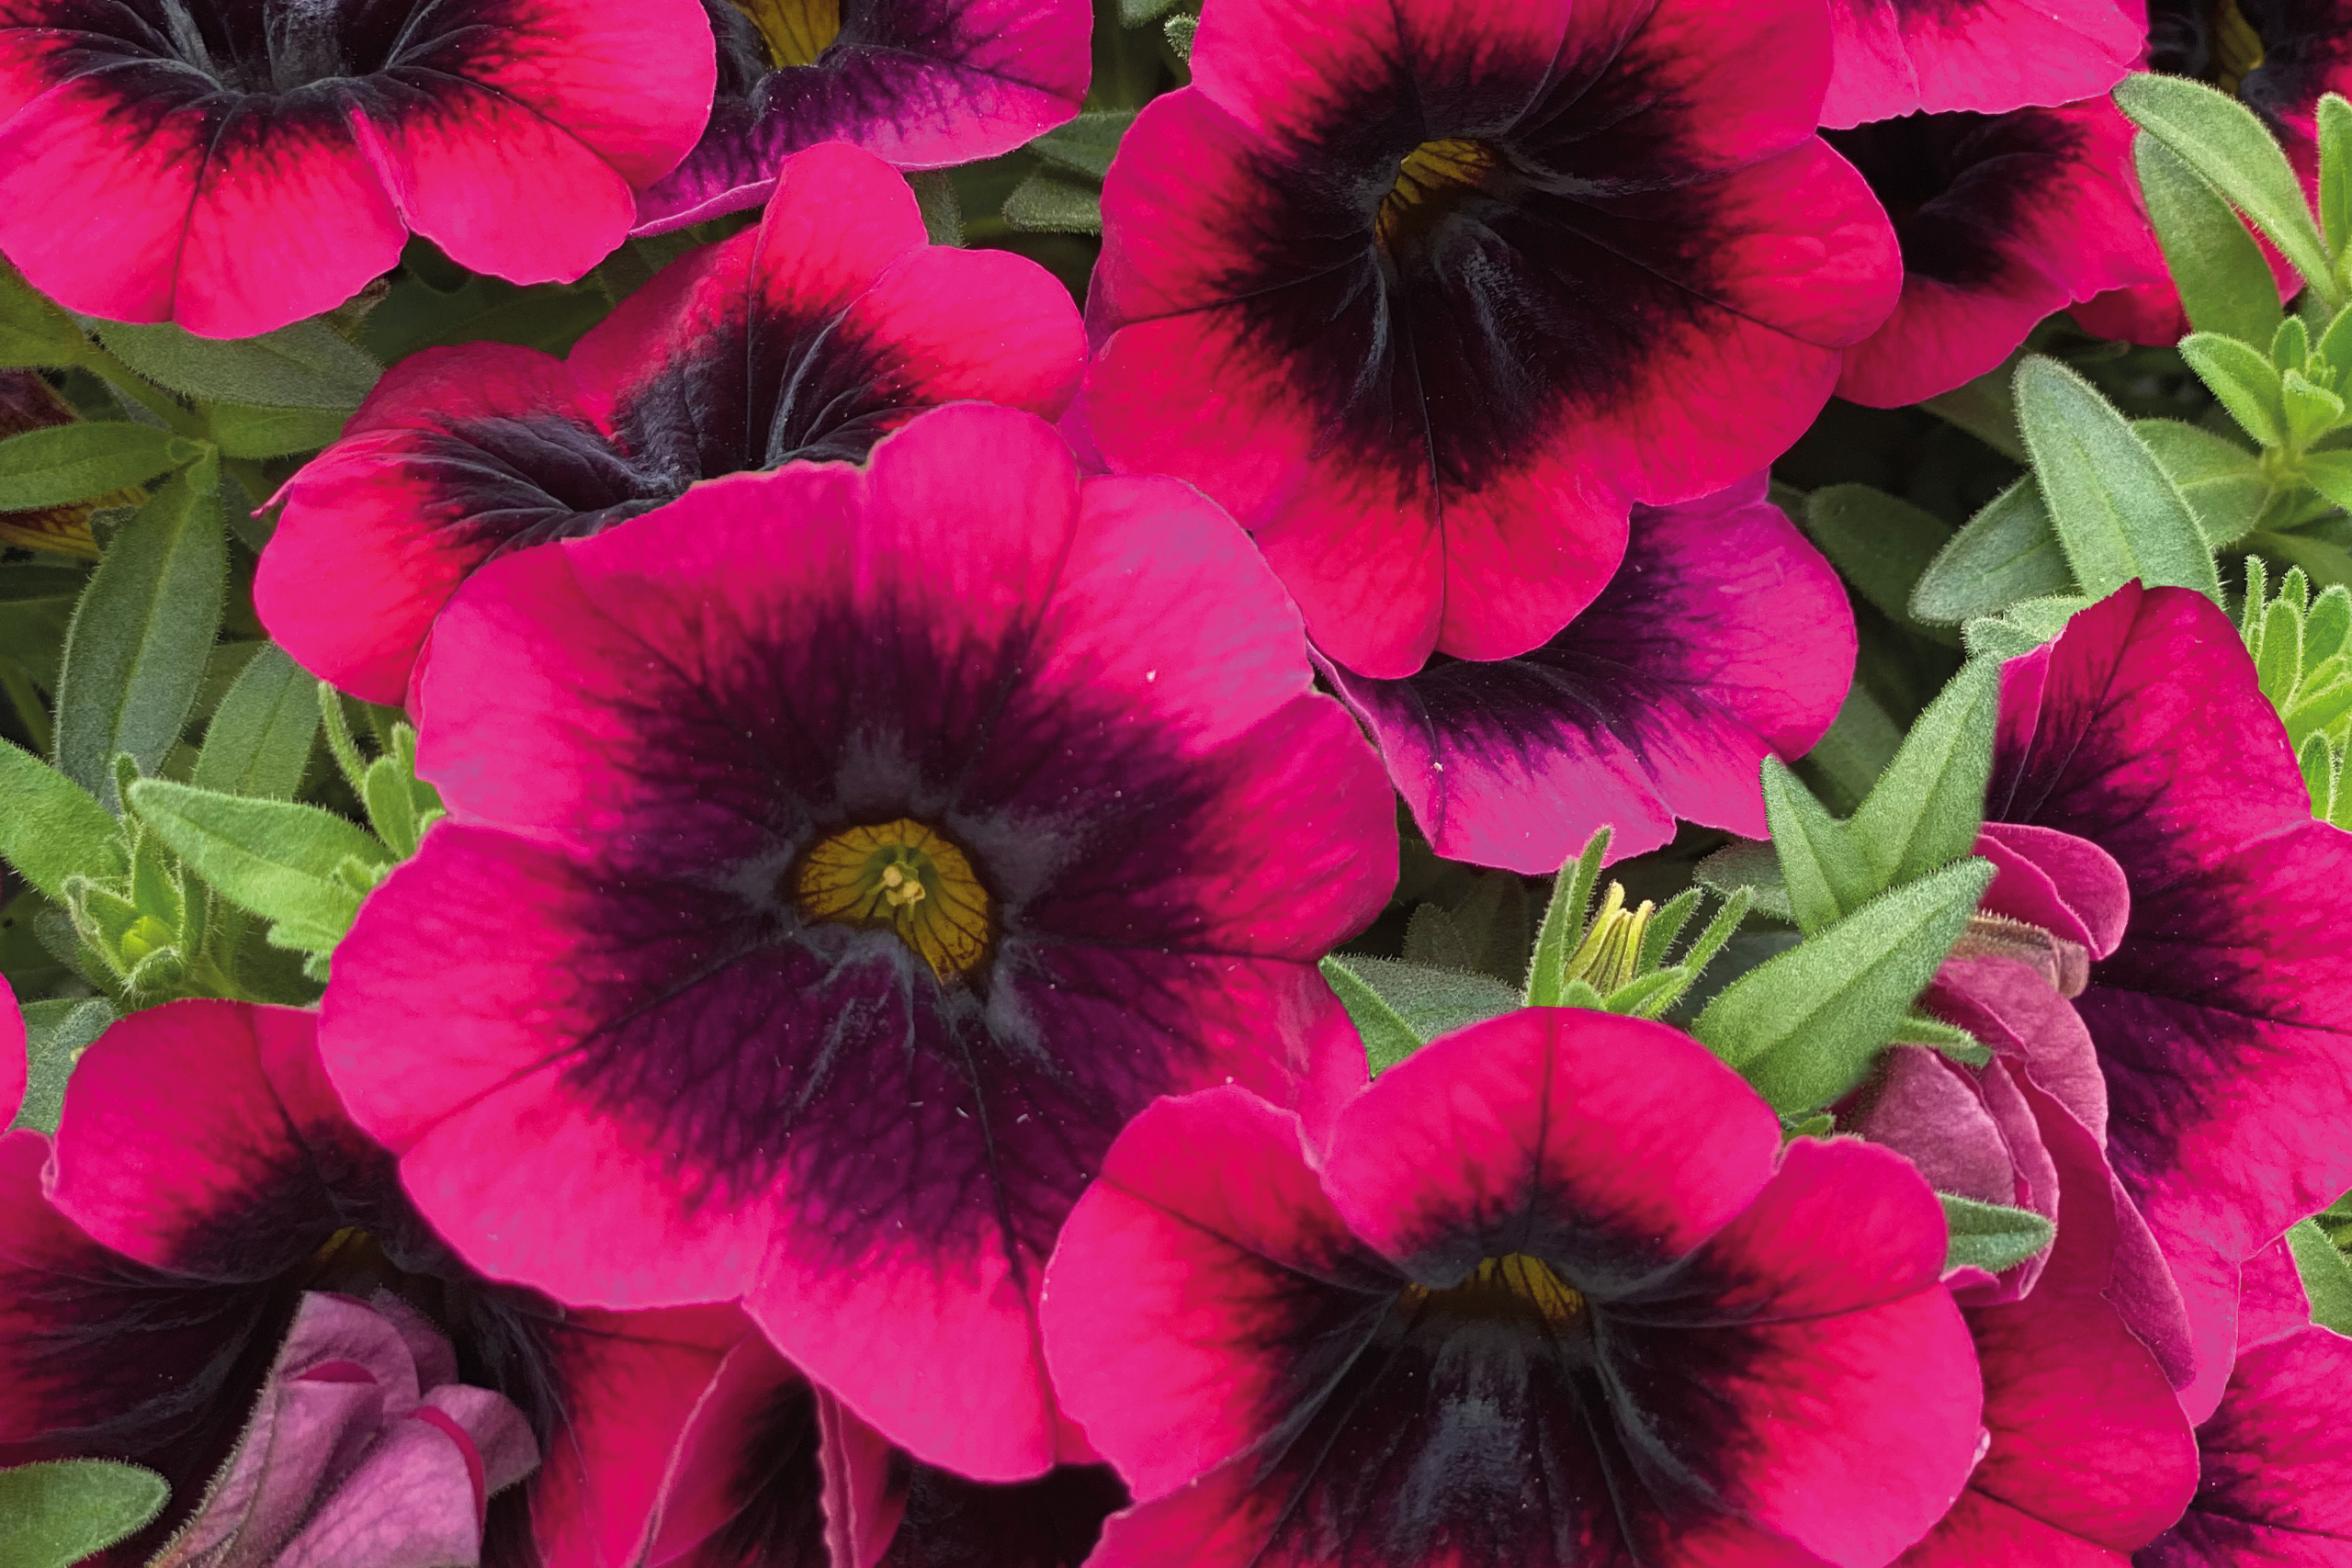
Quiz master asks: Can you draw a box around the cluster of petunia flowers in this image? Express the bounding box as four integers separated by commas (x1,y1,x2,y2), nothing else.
5,0,2352,1562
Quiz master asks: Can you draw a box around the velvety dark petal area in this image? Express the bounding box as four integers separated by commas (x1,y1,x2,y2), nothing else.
1831,100,2161,405
1822,0,2140,125
1087,0,1895,673
1326,477,1852,873
0,1131,292,1548
638,0,1090,231
1992,584,2352,1421
878,1461,1128,1568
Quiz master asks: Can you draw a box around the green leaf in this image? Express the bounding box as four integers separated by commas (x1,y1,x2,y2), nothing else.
2135,133,2289,345
191,645,318,800
1693,838,1792,923
0,260,88,370
1321,957,1427,1076
2277,315,2313,373
124,778,381,942
1119,0,1181,21
2117,73,2335,304
0,1461,169,1568
1798,486,1955,640
2290,1217,2352,1333
2285,367,2348,446
1525,829,1609,1007
1027,109,1137,181
1693,857,1995,1115
206,402,349,460
907,169,963,247
2322,94,2352,262
1001,165,1105,235
1941,1193,2056,1274
1919,371,2027,461
0,423,196,512
89,318,381,411
2136,418,2269,546
52,457,227,808
2251,526,2352,591
2015,356,2222,603
1849,657,2000,888
1911,479,2074,625
2180,333,2288,446
0,738,125,900
1340,954,1521,1044
1164,11,1196,61
1761,759,1872,934
11,996,111,1134
1890,1010,1993,1066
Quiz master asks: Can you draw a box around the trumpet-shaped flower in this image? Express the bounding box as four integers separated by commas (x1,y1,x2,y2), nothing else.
0,0,714,336
319,402,1397,1482
260,141,1083,705
1081,0,1899,678
1041,1010,1984,1567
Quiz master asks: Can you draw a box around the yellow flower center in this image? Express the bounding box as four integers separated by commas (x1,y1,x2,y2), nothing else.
1405,1252,1587,1330
729,0,841,67
794,818,993,982
1376,139,1498,252
2211,0,2266,96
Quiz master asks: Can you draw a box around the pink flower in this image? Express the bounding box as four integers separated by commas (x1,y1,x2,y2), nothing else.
1827,100,2165,407
149,1292,537,1568
1080,0,1898,678
0,0,715,336
637,0,1090,232
318,403,1396,1482
1820,0,2139,127
1985,583,2352,1421
1319,475,1854,873
0,999,755,1568
259,141,1083,706
1041,1010,1984,1566
2136,1237,2352,1563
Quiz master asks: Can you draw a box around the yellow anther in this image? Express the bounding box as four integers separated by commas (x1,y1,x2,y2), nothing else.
729,0,840,67
796,818,991,981
1376,138,1498,250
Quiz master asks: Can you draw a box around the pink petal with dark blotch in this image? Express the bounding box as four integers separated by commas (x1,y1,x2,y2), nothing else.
1821,0,2139,124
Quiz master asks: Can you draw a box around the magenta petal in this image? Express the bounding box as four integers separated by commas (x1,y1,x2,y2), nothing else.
1041,1087,1393,1501
1976,821,2131,962
1822,0,2140,125
46,1001,346,1279
1,975,21,1125
1325,476,1853,872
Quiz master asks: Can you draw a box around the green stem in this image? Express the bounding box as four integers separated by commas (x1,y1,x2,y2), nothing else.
76,345,204,436
0,663,52,759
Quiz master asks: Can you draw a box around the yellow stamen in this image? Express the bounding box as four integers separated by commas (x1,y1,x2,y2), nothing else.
795,818,992,982
1376,139,1497,251
1560,882,1655,995
729,0,840,67
2212,0,2265,96
1404,1252,1588,1331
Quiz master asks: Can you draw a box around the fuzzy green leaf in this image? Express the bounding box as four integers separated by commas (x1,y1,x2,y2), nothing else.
1694,857,1995,1115
1321,956,1427,1076
1799,486,1955,638
191,645,318,800
2136,419,2268,545
2251,528,2352,591
0,1461,169,1568
1001,166,1104,235
0,739,124,900
0,423,195,512
52,457,227,807
1849,657,2000,887
0,261,90,369
2181,333,2288,446
1693,839,1792,923
125,778,380,942
1526,829,1610,1007
1027,110,1137,181
1760,759,1872,934
1164,12,1197,60
207,402,349,460
1911,479,2074,624
2015,356,2222,603
1340,954,1521,1045
2290,1217,2352,1333
11,996,111,1134
2322,95,2352,262
1941,1194,2056,1274
2285,367,2347,446
2118,73,2335,302
2135,133,2290,344
90,318,380,411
